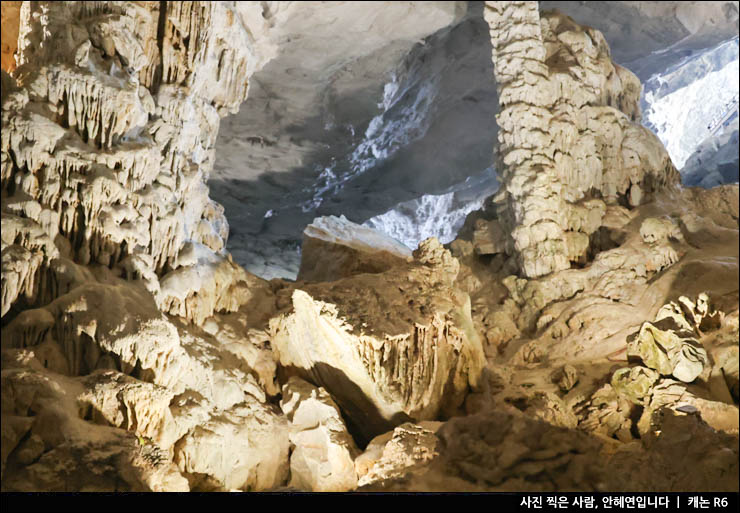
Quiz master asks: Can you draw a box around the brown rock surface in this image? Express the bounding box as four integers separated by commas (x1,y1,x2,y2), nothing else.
0,2,21,73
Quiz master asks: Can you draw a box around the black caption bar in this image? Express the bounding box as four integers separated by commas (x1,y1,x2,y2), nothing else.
2,491,739,512
516,493,735,510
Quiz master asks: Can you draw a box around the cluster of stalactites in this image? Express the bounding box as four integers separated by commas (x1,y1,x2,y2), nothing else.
1,1,259,321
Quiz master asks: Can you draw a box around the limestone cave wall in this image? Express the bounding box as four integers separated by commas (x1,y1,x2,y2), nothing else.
0,0,738,494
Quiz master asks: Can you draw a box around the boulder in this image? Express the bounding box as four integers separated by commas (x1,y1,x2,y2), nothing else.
356,422,440,487
552,364,579,392
611,366,661,405
280,376,359,492
627,321,709,382
298,215,411,282
271,238,485,442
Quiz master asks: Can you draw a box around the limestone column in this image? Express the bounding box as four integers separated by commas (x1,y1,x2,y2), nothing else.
483,1,570,278
483,2,680,279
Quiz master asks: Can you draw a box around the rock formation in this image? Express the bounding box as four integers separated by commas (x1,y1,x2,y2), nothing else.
271,237,485,442
356,421,441,487
298,215,412,282
1,0,738,495
483,1,680,278
280,376,359,492
1,1,287,491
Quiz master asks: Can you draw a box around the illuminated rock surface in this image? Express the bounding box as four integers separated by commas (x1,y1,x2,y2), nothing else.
280,376,359,492
1,0,738,494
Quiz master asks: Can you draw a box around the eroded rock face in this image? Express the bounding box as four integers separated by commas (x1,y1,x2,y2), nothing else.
627,294,716,383
361,406,739,492
172,397,289,492
628,322,709,383
578,294,739,442
271,238,485,442
356,422,441,487
0,1,289,492
1,1,276,325
1,362,189,491
0,267,290,490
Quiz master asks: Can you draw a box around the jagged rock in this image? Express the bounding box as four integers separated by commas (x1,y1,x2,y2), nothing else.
172,397,289,492
639,217,683,245
552,364,579,392
159,242,274,326
620,410,738,492
627,320,709,383
1,213,61,316
363,405,739,492
0,1,315,493
1,1,273,323
637,379,739,437
579,384,634,442
356,422,440,487
400,408,609,491
279,376,359,492
483,307,522,355
298,215,411,283
498,197,685,338
412,237,461,279
523,392,579,429
653,294,725,340
5,340,288,492
271,238,484,442
578,294,737,444
613,294,718,384
611,366,661,406
678,293,723,333
204,322,280,397
655,301,697,333
1,364,189,492
77,370,177,445
0,264,288,490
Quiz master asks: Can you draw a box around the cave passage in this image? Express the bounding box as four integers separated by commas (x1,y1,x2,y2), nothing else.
209,1,739,280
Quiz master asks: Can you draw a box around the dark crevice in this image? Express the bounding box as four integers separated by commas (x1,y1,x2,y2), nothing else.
152,1,168,95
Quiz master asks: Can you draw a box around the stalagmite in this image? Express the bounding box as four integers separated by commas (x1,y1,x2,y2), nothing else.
483,2,680,278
